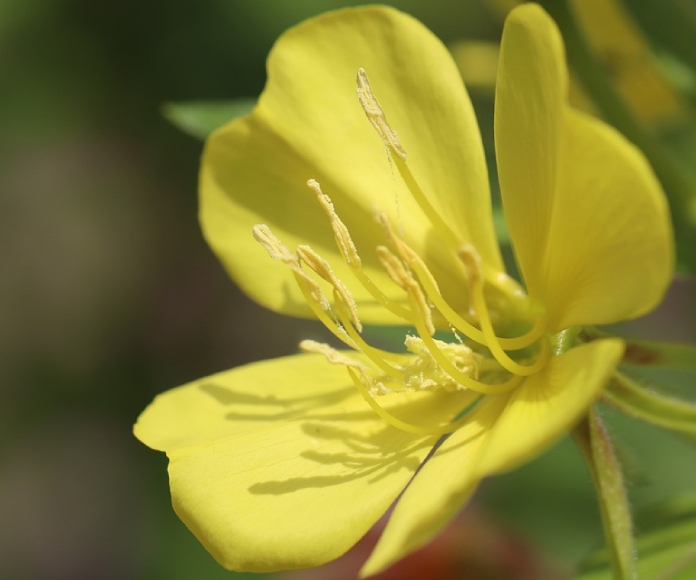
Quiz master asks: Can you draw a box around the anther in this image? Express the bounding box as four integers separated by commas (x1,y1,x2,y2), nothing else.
306,179,361,269
458,244,483,287
332,292,406,380
252,224,295,263
307,180,413,322
297,244,362,332
375,245,437,334
403,279,435,337
299,340,364,368
378,214,427,273
253,224,330,312
376,246,411,290
356,68,407,160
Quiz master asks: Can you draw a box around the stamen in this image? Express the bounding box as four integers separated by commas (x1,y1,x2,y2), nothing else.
357,69,463,250
380,214,545,351
253,224,330,312
332,290,406,380
252,224,295,263
459,246,550,376
291,271,356,349
404,335,480,387
253,224,357,348
297,244,361,332
348,367,482,436
376,246,412,290
306,179,412,322
356,68,406,160
299,339,364,368
307,179,361,268
378,247,436,337
405,289,522,395
376,235,521,394
357,71,526,301
301,340,405,397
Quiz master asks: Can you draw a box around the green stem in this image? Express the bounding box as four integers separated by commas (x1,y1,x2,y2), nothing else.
574,407,636,579
538,0,696,271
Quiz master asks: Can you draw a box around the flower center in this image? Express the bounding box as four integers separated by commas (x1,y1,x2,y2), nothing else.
252,68,549,436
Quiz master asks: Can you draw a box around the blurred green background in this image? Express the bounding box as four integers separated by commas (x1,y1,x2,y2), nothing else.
2,1,695,579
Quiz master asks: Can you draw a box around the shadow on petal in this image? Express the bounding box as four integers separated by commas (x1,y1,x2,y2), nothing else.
199,381,356,422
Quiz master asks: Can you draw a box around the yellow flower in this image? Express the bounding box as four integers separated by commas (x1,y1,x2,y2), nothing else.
134,4,673,576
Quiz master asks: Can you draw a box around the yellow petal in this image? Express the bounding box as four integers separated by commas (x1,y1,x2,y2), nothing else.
201,6,501,322
475,338,623,475
494,4,567,304
495,5,673,331
540,110,673,331
361,395,508,576
135,353,467,572
361,338,623,575
134,353,356,452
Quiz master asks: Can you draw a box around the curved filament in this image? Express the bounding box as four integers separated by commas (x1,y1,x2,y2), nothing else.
333,291,406,379
407,292,524,395
460,249,550,376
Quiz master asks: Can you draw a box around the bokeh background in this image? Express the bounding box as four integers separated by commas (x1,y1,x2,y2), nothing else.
2,1,695,579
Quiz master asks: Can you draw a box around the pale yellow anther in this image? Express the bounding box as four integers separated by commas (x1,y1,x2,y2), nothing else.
299,339,364,368
305,182,413,323
253,224,330,312
356,68,407,160
404,335,481,388
458,244,483,287
296,244,362,332
376,246,412,290
377,223,436,336
306,179,361,269
332,292,406,380
252,224,295,263
378,213,424,270
458,244,484,319
403,278,435,337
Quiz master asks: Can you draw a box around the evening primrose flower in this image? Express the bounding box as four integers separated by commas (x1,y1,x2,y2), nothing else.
135,4,672,577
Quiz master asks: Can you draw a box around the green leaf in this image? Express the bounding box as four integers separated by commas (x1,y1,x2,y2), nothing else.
573,408,636,580
162,99,256,140
604,372,696,437
579,495,696,580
